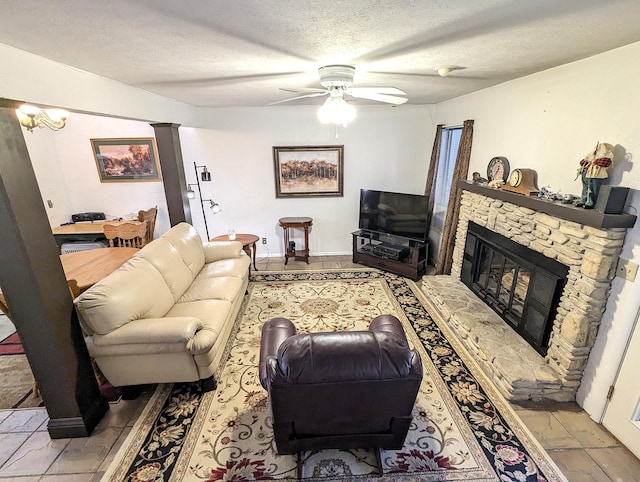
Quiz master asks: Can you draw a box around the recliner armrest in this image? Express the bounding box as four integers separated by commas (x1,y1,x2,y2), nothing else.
369,314,407,341
259,318,296,389
203,241,244,262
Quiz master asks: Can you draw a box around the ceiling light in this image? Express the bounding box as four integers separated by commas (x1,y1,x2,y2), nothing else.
15,104,69,132
317,91,356,126
437,66,463,77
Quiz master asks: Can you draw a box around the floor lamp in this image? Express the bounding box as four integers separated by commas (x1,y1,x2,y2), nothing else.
186,162,221,239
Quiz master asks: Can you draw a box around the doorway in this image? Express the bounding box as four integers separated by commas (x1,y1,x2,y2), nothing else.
602,307,640,458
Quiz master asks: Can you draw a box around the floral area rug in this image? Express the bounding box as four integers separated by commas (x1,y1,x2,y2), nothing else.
102,269,566,482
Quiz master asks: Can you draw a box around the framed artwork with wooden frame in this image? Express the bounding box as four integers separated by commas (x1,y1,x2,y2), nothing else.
273,145,344,198
91,138,162,182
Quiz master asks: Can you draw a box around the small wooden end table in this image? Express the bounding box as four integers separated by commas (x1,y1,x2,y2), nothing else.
278,217,313,265
211,233,259,272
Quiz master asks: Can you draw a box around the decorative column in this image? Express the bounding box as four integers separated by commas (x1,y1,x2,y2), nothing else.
151,123,192,227
0,101,107,437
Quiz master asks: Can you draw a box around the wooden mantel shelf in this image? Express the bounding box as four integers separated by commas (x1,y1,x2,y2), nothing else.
458,181,636,229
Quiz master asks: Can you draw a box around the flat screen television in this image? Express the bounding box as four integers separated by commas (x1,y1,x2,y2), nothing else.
358,189,429,243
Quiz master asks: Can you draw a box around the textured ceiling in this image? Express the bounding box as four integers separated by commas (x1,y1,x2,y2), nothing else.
2,0,640,107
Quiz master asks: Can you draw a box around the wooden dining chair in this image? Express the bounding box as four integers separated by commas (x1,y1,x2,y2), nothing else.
137,206,158,245
104,221,148,248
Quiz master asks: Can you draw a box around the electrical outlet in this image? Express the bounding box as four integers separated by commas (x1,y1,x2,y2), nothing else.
616,257,638,282
262,237,267,244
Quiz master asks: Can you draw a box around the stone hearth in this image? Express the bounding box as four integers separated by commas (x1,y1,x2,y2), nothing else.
421,183,634,402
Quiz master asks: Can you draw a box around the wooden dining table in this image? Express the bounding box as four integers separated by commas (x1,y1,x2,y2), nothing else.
0,247,138,316
52,220,144,236
60,247,139,293
52,220,145,247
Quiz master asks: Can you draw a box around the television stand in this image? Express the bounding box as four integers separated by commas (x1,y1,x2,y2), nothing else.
352,230,428,280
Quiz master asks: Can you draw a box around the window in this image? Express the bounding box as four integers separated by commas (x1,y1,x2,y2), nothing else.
431,127,462,232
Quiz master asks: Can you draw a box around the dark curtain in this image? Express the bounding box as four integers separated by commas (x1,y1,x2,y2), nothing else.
424,124,444,230
435,119,474,275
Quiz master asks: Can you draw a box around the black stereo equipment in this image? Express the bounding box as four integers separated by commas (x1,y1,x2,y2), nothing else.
72,212,106,222
369,242,410,261
595,186,629,214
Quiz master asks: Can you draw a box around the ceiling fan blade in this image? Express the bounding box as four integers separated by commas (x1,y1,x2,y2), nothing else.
267,92,328,105
348,91,408,105
349,87,406,96
279,87,328,94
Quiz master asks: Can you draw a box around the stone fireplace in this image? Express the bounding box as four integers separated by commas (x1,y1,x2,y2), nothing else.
460,221,569,356
421,182,635,402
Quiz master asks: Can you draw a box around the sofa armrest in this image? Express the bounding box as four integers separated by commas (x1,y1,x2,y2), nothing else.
204,240,244,262
259,317,296,389
92,316,203,346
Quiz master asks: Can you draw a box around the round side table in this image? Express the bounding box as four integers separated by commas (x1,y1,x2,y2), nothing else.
278,217,313,265
211,233,259,272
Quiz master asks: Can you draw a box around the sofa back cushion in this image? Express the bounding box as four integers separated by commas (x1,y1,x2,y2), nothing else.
161,223,205,278
135,238,194,302
74,257,174,335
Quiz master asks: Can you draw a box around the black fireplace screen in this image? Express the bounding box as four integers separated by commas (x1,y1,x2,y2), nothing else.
461,222,568,356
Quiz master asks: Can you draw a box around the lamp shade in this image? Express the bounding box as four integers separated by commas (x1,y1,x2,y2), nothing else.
201,167,212,182
210,200,221,213
317,96,356,126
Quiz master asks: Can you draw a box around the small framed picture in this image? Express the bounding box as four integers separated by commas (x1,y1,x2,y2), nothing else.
91,138,162,182
273,145,344,198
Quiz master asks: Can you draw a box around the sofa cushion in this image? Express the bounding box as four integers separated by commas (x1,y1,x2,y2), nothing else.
161,223,206,278
198,257,250,279
75,257,174,335
178,276,243,303
135,238,194,301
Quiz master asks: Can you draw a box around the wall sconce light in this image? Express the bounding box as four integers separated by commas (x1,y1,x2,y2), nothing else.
15,104,69,132
187,162,221,239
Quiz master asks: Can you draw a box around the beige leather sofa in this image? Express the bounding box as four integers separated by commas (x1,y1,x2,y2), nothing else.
74,222,250,388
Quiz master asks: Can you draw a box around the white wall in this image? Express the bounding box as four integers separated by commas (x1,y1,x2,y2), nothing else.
434,41,640,420
24,112,171,236
17,102,434,256
180,105,433,255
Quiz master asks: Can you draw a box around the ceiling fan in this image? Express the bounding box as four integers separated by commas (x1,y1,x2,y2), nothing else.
268,65,408,106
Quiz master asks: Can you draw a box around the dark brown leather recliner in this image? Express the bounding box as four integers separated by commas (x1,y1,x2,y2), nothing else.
259,314,422,477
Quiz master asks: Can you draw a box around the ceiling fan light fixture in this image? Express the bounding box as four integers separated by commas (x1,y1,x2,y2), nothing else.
317,95,356,125
318,64,356,88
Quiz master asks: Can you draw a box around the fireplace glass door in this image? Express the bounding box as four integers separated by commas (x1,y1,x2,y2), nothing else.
461,222,568,355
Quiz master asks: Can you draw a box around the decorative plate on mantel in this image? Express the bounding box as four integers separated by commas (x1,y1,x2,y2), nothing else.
487,156,510,182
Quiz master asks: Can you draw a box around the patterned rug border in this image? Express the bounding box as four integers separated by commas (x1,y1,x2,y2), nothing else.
102,269,567,482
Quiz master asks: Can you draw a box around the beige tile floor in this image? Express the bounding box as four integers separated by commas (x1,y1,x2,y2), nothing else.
0,255,638,481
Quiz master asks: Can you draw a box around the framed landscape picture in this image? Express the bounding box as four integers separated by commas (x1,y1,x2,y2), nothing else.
273,145,344,198
91,138,162,182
